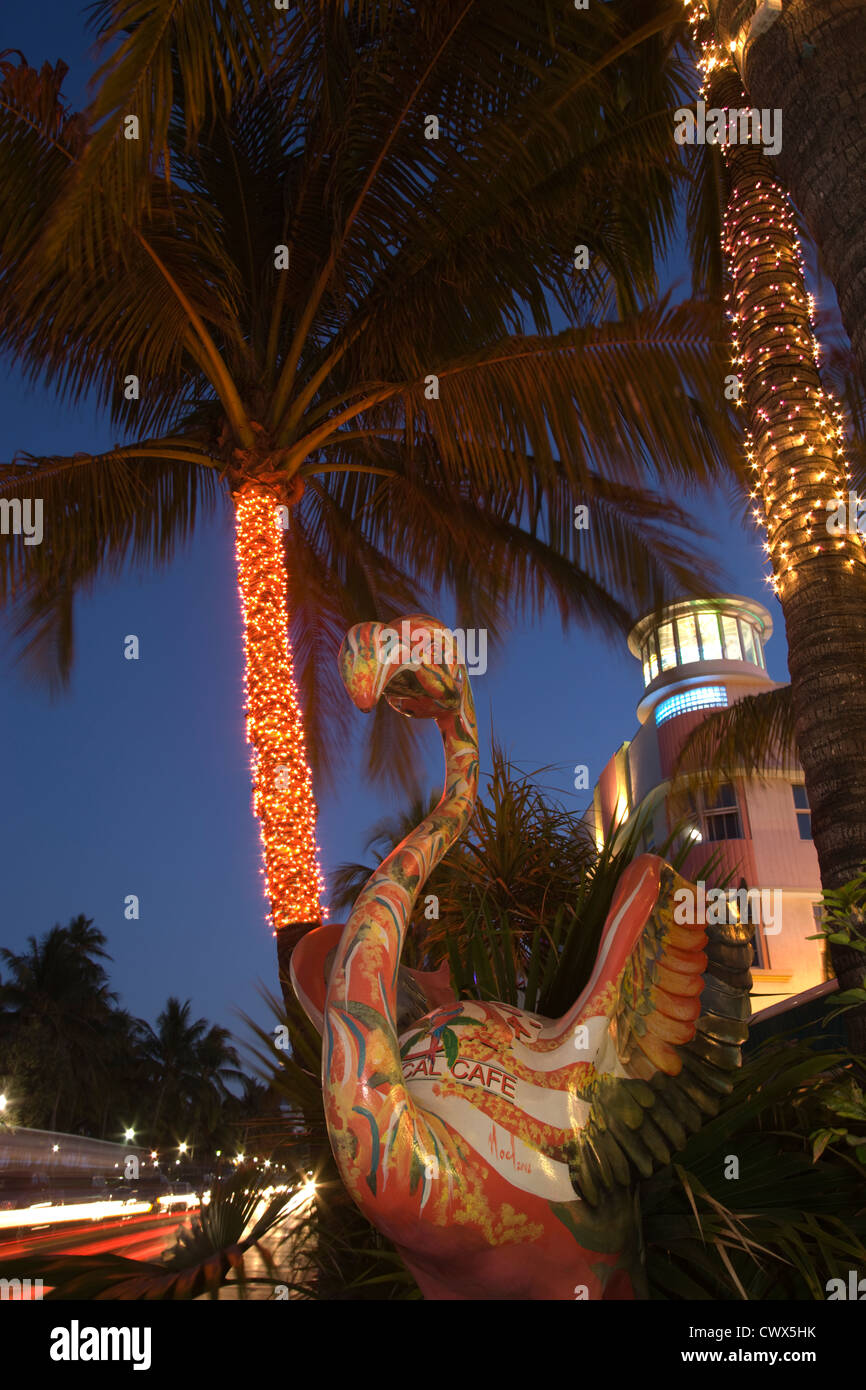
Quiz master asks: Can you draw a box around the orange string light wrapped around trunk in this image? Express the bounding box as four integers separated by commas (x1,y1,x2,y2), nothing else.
233,487,325,932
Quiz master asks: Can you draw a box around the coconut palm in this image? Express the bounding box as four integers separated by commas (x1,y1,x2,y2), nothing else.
702,0,866,399
136,997,242,1144
191,1021,247,1145
0,3,740,986
673,14,866,1050
93,1006,151,1141
0,916,119,1130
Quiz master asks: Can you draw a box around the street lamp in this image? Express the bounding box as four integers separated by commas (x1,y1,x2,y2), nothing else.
178,1142,188,1154
124,1127,135,1142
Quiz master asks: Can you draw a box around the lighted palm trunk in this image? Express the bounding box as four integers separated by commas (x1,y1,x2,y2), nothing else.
709,0,866,397
233,486,325,983
694,25,866,1048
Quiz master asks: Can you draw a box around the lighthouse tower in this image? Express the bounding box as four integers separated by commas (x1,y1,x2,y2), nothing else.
591,595,826,1003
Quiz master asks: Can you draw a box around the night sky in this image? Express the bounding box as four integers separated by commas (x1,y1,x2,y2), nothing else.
0,4,790,1045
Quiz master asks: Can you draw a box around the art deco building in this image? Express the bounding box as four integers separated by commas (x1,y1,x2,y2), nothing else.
590,595,827,1005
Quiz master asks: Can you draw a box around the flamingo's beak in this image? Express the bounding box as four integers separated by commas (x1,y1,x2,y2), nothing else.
338,615,466,719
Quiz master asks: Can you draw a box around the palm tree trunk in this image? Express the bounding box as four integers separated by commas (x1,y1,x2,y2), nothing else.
700,41,866,1052
232,483,324,1008
153,1084,165,1136
708,0,866,396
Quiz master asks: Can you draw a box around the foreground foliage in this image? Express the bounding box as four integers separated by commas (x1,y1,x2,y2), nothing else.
12,760,864,1299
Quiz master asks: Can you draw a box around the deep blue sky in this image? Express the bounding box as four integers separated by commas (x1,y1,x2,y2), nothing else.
0,5,792,1049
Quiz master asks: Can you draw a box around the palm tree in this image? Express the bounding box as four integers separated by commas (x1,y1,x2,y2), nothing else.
0,917,118,1129
136,997,208,1141
137,997,241,1145
192,1022,245,1146
674,15,866,1050
0,4,739,990
702,0,866,399
94,1006,149,1141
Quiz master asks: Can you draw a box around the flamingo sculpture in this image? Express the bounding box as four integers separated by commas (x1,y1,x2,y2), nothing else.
291,615,753,1300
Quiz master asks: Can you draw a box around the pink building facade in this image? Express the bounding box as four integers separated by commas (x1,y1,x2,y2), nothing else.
590,595,827,1006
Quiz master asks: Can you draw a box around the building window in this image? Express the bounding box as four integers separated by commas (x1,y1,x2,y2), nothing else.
721,614,742,661
642,635,659,685
703,783,743,841
676,614,701,665
655,686,727,726
696,611,723,661
646,637,659,681
642,608,768,684
741,879,769,969
793,784,812,839
752,923,768,970
740,621,757,666
658,622,677,672
641,636,660,687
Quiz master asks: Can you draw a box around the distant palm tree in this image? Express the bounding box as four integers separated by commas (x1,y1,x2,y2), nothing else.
0,916,118,1129
192,1023,245,1146
137,997,241,1145
0,3,737,985
94,1006,149,1141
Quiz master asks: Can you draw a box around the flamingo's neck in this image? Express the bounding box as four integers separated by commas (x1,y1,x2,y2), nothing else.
325,685,478,1031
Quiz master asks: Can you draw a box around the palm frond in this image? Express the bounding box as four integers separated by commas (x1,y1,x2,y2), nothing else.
34,0,276,267
0,10,745,789
669,686,798,810
684,127,728,299
301,297,740,493
0,1168,300,1300
0,444,220,687
643,1040,866,1299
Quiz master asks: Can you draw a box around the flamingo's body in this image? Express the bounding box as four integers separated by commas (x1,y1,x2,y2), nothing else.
291,616,753,1300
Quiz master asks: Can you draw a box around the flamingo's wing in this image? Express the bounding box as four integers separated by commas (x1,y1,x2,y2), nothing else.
566,858,753,1205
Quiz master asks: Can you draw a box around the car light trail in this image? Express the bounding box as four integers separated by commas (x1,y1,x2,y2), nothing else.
0,1198,154,1229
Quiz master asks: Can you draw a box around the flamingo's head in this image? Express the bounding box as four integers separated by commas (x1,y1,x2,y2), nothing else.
338,615,467,719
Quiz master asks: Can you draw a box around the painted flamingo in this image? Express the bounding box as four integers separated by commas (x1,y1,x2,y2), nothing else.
291,616,753,1300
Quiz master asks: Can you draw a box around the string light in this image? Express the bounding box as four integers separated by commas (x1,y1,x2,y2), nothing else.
683,1,866,597
234,488,326,932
